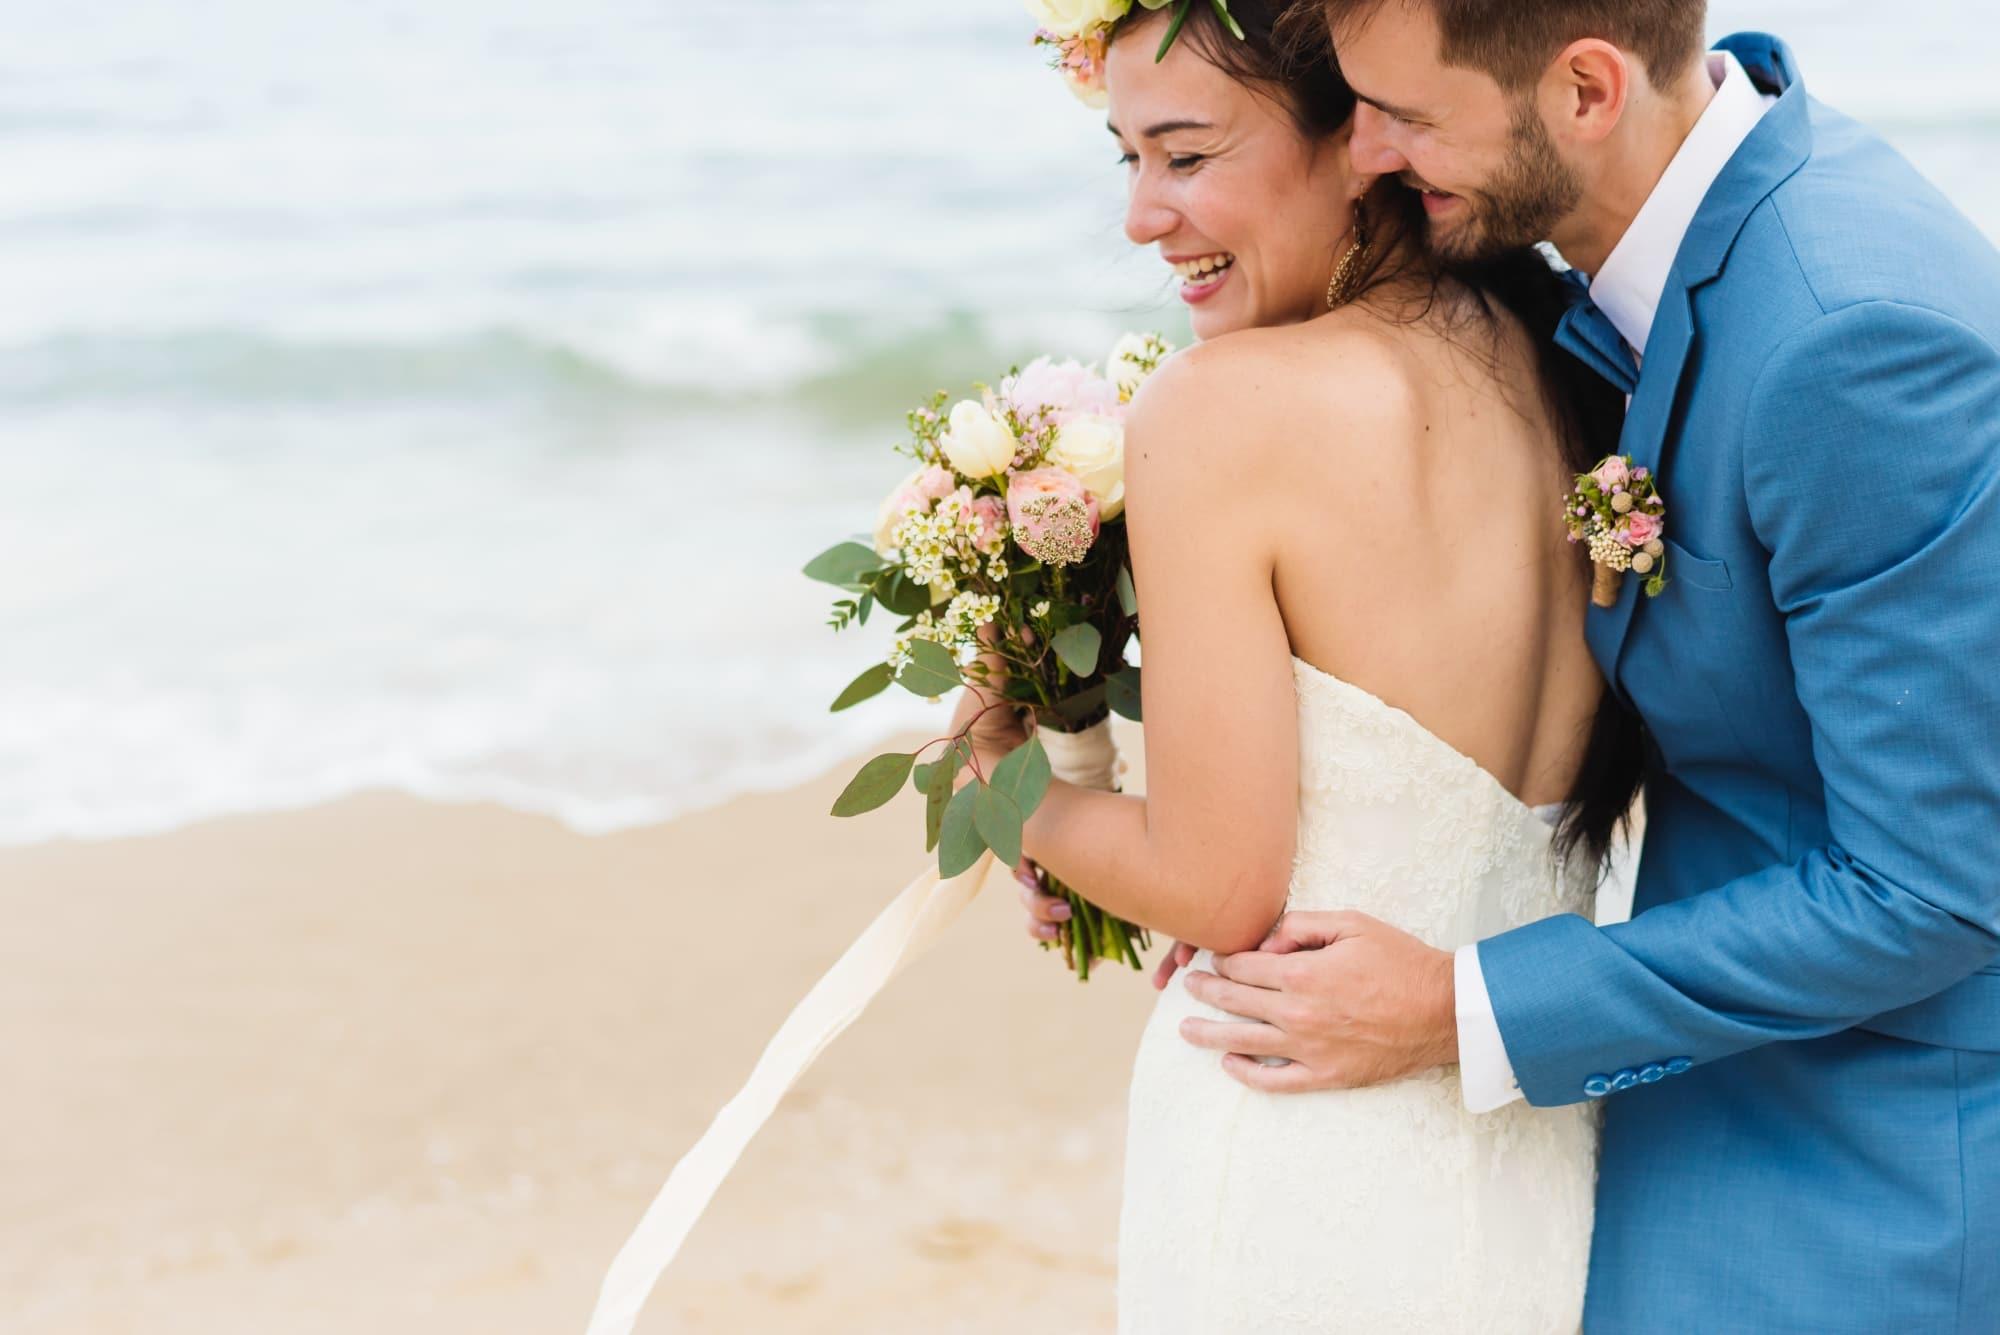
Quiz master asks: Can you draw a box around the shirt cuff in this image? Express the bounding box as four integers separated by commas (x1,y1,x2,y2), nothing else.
1455,943,1525,1113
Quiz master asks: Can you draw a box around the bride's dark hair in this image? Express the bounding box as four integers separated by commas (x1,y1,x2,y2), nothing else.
1109,0,1644,876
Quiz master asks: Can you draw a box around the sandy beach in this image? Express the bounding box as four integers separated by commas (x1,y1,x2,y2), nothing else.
0,729,1160,1334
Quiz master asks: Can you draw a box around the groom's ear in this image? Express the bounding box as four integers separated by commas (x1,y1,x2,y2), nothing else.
1541,38,1631,148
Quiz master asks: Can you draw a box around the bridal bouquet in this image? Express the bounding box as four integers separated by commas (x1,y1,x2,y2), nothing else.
803,332,1174,978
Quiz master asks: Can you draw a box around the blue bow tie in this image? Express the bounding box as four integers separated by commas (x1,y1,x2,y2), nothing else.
1555,269,1640,396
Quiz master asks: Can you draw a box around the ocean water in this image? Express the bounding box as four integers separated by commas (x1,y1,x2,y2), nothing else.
2,0,1995,845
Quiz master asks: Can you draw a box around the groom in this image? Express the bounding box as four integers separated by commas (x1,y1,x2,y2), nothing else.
1159,1,2000,1329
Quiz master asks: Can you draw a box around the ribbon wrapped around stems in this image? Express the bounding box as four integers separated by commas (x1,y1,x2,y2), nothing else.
584,720,1121,1334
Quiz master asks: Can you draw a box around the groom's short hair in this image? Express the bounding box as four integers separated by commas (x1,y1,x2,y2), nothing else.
1324,0,1708,91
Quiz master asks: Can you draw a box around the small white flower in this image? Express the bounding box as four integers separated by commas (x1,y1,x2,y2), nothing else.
1031,600,1051,618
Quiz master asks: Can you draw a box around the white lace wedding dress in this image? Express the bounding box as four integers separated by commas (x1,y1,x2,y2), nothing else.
1118,656,1600,1332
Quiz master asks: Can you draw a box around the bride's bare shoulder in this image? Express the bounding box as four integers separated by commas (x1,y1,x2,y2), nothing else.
1125,317,1426,490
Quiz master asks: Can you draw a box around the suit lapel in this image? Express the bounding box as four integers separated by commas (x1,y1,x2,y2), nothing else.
1586,284,1696,687
1585,32,1813,695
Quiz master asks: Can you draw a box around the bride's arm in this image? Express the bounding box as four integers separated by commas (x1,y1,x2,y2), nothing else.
999,351,1301,955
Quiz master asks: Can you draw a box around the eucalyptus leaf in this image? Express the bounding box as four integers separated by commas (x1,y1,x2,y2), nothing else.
1107,665,1143,722
830,661,894,713
830,751,914,818
897,639,964,698
923,747,963,852
873,570,933,616
938,782,986,877
803,541,883,589
1116,566,1138,616
1050,684,1108,726
973,783,1024,868
988,734,1052,821
1051,623,1103,677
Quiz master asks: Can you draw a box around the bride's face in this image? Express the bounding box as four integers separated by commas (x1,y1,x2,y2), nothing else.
1107,23,1358,340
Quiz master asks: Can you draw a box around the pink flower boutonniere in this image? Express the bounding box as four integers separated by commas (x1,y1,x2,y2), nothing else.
1564,456,1668,607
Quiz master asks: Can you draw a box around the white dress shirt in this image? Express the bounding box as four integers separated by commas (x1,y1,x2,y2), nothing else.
1454,50,1776,1115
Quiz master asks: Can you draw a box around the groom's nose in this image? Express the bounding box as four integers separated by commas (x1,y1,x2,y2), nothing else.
1348,104,1410,176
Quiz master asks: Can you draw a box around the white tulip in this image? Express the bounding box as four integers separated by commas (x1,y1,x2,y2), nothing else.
940,400,1020,479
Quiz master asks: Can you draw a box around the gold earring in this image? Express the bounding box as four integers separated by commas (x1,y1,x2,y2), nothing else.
1325,207,1372,310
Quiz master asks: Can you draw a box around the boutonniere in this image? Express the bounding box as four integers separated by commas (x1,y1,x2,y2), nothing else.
1565,455,1667,607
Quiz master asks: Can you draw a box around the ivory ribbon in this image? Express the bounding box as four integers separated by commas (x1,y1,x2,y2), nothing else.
585,720,1120,1334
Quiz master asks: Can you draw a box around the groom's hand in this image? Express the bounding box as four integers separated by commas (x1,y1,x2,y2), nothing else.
1177,911,1458,1093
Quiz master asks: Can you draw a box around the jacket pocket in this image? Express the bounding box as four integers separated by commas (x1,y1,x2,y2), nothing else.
1662,538,1732,592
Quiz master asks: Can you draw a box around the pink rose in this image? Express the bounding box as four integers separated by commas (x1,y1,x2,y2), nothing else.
969,494,1007,548
1006,467,1100,566
1592,456,1630,491
1004,357,1124,428
1622,511,1663,547
917,466,957,501
871,472,932,555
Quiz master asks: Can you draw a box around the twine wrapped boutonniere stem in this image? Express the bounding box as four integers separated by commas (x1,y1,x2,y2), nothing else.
1564,455,1668,607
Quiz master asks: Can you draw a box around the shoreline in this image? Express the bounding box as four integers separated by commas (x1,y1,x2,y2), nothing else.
0,731,1156,1333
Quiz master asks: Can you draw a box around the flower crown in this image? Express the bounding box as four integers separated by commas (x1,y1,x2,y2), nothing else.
1028,0,1245,107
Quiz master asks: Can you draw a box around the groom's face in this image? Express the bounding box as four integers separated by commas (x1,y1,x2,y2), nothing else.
1330,2,1582,262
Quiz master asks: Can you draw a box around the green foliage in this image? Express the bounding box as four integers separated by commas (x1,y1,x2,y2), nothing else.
873,569,934,616
1116,565,1138,616
803,542,884,590
1107,665,1143,722
988,734,1052,821
1048,684,1107,728
920,744,963,852
1051,623,1102,677
973,784,1023,867
829,662,894,712
830,752,914,818
937,782,986,877
897,640,963,698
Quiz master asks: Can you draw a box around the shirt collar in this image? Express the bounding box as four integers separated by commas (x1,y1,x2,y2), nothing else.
1589,50,1773,355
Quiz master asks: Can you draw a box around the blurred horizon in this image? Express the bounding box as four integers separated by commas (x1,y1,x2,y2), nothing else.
2,0,1995,846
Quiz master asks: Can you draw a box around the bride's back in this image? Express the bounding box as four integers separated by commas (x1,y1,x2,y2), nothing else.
1198,283,1600,808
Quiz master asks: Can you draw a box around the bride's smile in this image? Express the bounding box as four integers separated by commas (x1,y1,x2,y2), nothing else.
1105,20,1361,338
1165,251,1236,302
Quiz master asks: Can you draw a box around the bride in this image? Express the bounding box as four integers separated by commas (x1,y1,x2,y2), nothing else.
952,2,1636,1329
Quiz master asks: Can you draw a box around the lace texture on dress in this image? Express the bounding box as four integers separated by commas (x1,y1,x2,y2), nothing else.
1117,658,1599,1334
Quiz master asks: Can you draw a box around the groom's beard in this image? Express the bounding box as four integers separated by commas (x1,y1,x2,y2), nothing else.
1422,99,1583,263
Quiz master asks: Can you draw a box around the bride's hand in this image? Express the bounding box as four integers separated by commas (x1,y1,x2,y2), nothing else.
946,680,1029,778
1151,940,1199,991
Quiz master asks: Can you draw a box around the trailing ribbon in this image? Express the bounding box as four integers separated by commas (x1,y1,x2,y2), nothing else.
584,720,1121,1333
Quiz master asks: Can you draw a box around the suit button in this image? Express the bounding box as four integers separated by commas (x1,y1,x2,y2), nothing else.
1639,1063,1666,1084
1583,1074,1612,1098
1611,1070,1639,1092
1666,1057,1694,1076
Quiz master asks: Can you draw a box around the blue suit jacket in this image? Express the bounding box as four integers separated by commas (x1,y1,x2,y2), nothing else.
1477,34,2000,1330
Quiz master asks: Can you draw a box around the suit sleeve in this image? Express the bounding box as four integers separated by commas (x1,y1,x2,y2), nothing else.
1477,300,2000,1107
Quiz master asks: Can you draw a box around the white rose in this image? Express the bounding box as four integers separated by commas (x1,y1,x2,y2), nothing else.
1049,415,1126,521
940,400,1020,479
1024,0,1130,38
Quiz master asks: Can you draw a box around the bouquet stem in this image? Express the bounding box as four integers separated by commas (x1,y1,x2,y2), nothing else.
1038,720,1150,980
